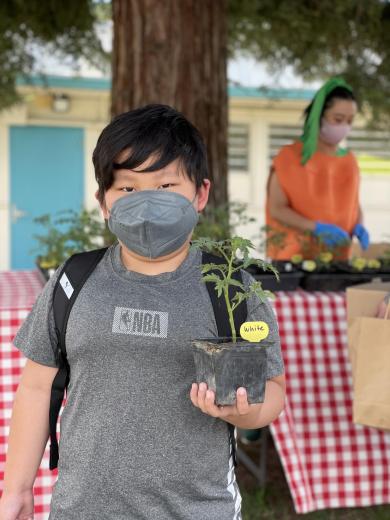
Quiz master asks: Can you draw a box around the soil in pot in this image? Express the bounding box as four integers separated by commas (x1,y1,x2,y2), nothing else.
191,337,270,405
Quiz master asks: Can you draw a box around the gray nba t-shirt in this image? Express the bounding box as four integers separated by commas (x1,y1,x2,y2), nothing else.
14,245,284,520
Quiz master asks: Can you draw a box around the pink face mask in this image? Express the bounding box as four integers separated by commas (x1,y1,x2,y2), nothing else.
319,119,351,145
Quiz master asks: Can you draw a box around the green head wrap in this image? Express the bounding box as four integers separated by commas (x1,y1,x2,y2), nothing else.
301,77,353,165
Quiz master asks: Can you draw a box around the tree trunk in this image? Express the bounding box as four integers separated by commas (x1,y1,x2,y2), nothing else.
111,0,228,207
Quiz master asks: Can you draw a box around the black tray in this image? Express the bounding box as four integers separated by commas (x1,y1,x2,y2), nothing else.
300,271,390,292
250,271,304,292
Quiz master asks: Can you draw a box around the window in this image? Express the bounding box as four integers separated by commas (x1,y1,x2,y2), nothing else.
228,124,249,171
348,128,390,175
268,124,301,164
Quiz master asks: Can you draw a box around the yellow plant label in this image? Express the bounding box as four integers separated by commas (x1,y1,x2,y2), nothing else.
240,321,269,343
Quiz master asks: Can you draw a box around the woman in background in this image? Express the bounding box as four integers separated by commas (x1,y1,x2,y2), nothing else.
266,77,370,260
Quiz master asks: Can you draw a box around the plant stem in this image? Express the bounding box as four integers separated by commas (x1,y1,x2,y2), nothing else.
224,287,237,342
223,245,237,342
215,243,232,266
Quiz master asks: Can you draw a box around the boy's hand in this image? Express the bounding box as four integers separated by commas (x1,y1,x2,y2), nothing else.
190,382,251,419
0,489,34,520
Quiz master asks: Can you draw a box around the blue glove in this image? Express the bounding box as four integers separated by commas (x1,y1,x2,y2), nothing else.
314,222,350,247
353,223,370,250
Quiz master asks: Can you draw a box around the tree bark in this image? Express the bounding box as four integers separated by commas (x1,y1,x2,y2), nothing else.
111,0,228,207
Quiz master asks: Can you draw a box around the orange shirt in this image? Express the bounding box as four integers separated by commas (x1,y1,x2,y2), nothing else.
265,141,360,260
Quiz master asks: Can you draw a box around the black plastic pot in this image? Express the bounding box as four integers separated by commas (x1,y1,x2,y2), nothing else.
191,337,269,405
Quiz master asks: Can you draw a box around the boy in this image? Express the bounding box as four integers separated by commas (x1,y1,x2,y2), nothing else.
0,104,285,520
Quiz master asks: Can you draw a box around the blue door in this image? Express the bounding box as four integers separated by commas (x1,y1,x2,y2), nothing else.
10,126,84,269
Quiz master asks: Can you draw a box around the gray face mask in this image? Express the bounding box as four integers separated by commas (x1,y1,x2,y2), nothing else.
108,190,199,258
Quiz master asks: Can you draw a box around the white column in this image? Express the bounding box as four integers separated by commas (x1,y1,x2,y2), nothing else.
227,107,269,254
84,125,105,211
243,118,268,255
249,118,269,223
0,105,27,270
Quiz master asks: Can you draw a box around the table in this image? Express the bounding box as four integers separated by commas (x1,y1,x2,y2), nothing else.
0,271,44,310
271,290,390,513
0,271,56,519
1,273,390,517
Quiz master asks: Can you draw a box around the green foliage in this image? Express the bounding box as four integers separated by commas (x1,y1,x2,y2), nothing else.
193,201,256,242
296,229,350,262
260,225,287,257
3,0,390,124
241,488,268,519
33,208,116,269
228,0,390,126
0,0,108,110
192,236,278,342
241,484,390,519
381,247,390,267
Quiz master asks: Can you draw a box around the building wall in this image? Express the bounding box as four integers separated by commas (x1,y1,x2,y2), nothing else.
228,98,308,251
0,82,109,269
0,79,389,269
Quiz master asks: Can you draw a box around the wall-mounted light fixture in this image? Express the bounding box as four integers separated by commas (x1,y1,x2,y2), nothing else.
52,93,71,113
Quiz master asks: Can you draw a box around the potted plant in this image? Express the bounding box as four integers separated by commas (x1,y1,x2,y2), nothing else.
293,233,390,290
379,246,390,273
294,232,363,290
190,236,279,405
33,208,116,280
192,201,256,243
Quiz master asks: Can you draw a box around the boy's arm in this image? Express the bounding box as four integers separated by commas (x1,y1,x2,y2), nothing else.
190,373,286,429
2,359,58,495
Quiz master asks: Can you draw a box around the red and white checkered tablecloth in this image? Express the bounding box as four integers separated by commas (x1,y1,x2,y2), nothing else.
0,270,44,310
0,308,57,519
0,271,56,519
270,290,390,513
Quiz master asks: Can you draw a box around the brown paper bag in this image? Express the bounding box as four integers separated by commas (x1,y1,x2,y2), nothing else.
346,281,390,325
347,282,390,378
348,306,390,430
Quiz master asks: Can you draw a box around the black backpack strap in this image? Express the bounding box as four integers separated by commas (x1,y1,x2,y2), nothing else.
201,251,248,468
49,247,108,470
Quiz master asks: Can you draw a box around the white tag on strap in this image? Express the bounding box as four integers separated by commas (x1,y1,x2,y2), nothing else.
59,273,74,299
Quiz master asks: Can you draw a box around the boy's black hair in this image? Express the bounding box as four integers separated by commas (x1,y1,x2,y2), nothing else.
93,104,209,203
303,86,357,124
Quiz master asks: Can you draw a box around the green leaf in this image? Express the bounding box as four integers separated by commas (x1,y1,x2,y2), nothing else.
215,278,228,298
201,263,227,276
202,273,222,284
253,259,280,281
227,278,245,290
231,291,250,311
231,290,247,304
247,281,274,303
200,263,216,274
191,231,279,321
